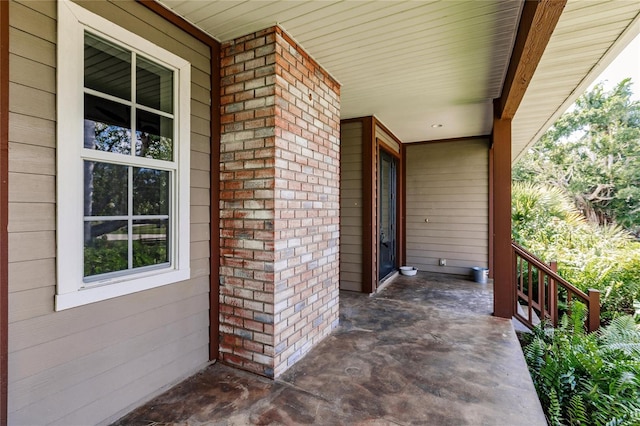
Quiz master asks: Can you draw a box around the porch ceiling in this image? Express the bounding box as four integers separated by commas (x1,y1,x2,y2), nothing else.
158,0,522,142
157,0,640,153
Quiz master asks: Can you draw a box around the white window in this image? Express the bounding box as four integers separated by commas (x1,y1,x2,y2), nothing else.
56,0,190,310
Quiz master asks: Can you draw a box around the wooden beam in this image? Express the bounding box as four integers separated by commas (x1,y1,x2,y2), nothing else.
362,117,375,293
488,147,494,279
492,113,514,318
497,0,566,120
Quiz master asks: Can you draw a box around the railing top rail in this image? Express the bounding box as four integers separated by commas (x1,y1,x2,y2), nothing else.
511,241,590,304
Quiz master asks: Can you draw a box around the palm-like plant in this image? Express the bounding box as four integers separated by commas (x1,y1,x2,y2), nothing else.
512,182,640,322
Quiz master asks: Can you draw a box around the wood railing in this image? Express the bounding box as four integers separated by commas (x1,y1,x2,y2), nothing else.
512,241,600,332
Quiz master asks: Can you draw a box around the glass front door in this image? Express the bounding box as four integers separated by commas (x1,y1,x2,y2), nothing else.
379,150,396,280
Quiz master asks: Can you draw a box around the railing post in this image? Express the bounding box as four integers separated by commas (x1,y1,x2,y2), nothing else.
512,247,518,309
588,289,600,332
549,261,557,326
538,267,545,320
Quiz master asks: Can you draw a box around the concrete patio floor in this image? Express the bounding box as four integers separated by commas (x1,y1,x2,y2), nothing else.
112,272,546,425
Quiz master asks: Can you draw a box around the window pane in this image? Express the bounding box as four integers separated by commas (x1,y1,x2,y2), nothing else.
133,219,168,268
137,56,173,113
133,168,169,215
84,33,131,100
84,220,128,277
84,94,131,154
136,110,173,161
84,161,128,217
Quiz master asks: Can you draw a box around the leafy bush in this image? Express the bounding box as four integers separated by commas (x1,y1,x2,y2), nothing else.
523,305,640,425
512,182,640,323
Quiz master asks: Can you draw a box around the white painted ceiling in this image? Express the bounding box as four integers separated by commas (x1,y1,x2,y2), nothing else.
158,0,640,159
159,0,522,143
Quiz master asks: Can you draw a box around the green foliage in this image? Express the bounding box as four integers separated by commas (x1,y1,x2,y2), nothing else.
524,306,640,425
512,182,640,321
514,79,640,237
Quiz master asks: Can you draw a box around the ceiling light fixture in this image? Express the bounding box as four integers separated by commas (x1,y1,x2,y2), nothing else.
431,124,443,128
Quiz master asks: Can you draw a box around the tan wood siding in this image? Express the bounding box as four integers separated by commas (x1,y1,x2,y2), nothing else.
339,121,363,291
405,139,489,277
7,1,213,424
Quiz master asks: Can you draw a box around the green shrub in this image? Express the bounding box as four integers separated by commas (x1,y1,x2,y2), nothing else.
523,305,640,425
512,182,640,323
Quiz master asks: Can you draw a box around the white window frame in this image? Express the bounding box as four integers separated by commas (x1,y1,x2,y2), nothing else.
56,0,190,310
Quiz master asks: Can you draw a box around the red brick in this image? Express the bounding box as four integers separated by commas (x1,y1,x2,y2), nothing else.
220,25,340,379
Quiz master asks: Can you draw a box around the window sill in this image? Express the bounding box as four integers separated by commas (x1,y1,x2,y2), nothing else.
55,268,190,310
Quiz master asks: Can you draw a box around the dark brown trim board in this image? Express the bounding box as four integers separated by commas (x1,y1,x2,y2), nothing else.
497,0,566,119
362,117,375,293
400,143,407,267
0,0,8,423
137,0,221,362
488,147,495,279
395,144,405,269
492,115,513,318
377,138,401,159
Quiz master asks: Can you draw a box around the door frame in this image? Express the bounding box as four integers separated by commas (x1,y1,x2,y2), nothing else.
361,116,404,293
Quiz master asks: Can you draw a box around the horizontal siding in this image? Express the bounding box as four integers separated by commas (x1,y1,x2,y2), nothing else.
9,288,208,412
7,1,213,425
9,54,55,93
8,112,55,148
405,139,489,276
13,318,208,425
8,202,55,233
339,121,363,291
8,259,56,293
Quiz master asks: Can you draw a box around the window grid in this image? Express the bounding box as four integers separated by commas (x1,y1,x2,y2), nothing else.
82,31,175,283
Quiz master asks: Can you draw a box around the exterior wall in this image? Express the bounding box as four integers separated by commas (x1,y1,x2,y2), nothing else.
339,122,363,292
7,1,211,424
405,139,489,276
219,26,340,378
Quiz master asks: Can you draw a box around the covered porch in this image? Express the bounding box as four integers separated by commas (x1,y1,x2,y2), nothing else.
113,272,545,425
2,1,640,424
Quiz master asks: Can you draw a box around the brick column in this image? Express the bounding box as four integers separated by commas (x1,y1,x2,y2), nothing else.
220,27,340,378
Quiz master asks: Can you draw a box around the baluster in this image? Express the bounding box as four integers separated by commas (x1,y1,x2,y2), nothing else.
538,267,545,320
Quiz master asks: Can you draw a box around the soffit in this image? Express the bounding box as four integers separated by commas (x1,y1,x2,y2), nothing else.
158,0,522,143
512,0,640,163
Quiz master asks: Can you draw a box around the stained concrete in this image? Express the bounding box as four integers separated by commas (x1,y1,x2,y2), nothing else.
112,272,546,425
